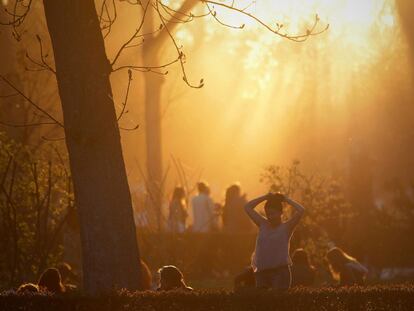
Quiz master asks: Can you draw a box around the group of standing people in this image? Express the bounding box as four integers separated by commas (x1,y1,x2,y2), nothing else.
168,182,252,233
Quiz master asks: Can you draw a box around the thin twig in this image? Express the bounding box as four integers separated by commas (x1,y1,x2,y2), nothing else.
0,74,64,128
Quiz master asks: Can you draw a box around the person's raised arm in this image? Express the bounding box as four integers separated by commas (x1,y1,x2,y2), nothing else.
244,194,269,227
285,196,305,231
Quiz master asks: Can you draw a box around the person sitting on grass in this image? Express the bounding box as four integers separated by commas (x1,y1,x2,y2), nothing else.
326,247,368,286
157,265,193,291
291,248,316,287
38,268,65,294
234,266,255,291
244,192,305,290
17,283,39,294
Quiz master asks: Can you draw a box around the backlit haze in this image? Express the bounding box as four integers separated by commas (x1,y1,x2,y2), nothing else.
105,0,412,207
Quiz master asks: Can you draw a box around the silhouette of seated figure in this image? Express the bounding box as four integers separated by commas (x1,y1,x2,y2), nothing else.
291,248,316,287
157,265,193,291
38,268,65,294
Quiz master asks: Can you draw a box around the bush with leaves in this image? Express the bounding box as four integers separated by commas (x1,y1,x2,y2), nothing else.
0,132,74,289
1,285,414,311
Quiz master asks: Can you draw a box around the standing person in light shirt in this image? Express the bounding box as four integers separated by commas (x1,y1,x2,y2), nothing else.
244,192,305,290
191,182,215,232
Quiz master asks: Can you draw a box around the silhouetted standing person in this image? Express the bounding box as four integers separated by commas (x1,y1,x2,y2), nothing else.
191,182,214,232
223,184,252,233
168,186,188,233
326,247,368,286
291,248,316,287
245,193,305,290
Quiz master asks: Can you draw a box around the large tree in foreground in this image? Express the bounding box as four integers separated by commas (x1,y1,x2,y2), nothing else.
42,0,141,293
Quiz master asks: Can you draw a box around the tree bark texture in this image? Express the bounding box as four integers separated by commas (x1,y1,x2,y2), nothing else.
43,0,141,294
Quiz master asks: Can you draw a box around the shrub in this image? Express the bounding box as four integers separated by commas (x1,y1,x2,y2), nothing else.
1,285,414,311
0,132,74,289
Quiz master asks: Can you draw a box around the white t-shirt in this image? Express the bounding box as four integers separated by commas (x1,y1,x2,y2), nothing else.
191,193,214,232
252,214,301,272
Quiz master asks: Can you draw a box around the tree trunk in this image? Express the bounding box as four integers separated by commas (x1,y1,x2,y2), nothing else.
144,71,164,231
142,0,198,231
396,0,414,76
43,0,141,294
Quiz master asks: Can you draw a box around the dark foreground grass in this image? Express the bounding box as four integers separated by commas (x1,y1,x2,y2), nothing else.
1,285,414,311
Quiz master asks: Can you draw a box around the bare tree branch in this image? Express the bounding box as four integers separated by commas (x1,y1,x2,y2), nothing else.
0,74,64,128
117,69,133,121
111,0,151,67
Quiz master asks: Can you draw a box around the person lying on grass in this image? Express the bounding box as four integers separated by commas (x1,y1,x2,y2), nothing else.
244,193,305,290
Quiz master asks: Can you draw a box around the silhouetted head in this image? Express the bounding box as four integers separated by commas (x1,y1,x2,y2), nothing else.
38,268,65,294
197,182,209,194
158,265,187,290
292,248,312,267
17,283,39,294
326,247,355,273
264,193,285,225
225,184,241,203
172,186,186,202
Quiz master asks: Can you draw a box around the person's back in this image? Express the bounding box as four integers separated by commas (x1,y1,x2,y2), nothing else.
169,187,188,233
38,268,65,294
223,184,251,232
192,182,214,233
291,248,316,287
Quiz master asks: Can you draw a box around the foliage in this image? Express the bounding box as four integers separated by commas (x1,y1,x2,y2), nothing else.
1,285,414,311
0,132,74,289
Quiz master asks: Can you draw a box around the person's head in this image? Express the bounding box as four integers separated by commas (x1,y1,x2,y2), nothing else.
38,268,65,294
139,259,153,290
326,247,356,273
17,283,39,294
197,182,209,195
264,193,285,225
172,186,186,202
225,184,241,204
158,265,187,290
292,248,312,267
